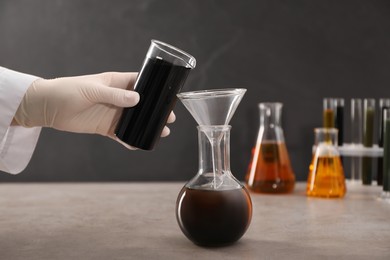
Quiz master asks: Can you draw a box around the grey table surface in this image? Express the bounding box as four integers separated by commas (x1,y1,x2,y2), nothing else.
0,182,389,260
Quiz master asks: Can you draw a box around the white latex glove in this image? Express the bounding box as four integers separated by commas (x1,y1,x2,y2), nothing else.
13,72,176,149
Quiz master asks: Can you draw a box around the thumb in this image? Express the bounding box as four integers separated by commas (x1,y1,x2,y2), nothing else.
91,86,140,107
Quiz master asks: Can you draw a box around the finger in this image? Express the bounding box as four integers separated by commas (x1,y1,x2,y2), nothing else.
167,111,176,124
111,136,138,150
88,86,140,107
100,72,138,90
160,126,170,137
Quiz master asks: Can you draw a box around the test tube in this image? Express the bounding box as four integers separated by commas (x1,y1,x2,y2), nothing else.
350,98,363,182
323,98,335,128
334,98,345,146
381,108,390,199
362,99,375,185
377,99,390,186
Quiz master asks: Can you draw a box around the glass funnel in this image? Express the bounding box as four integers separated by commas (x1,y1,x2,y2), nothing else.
245,102,295,193
177,88,246,126
306,128,346,198
175,89,252,247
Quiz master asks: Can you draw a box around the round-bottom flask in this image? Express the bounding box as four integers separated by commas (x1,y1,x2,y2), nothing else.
176,125,252,247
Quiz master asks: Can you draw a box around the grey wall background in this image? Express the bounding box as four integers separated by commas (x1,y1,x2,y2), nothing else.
0,0,389,182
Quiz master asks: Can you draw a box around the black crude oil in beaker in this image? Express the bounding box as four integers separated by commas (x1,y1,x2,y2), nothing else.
115,40,195,150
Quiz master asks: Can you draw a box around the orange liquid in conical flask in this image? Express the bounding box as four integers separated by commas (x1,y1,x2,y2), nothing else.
246,141,295,193
306,155,346,198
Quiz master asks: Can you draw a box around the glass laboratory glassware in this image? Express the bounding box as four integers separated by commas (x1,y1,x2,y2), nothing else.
306,128,346,198
115,40,196,150
380,108,390,200
362,99,375,185
323,98,335,128
350,98,363,182
175,89,252,247
323,97,345,142
245,102,295,194
334,98,345,146
377,99,390,186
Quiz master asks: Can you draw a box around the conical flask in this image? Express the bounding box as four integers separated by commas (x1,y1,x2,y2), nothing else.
246,102,295,193
306,128,346,198
175,89,252,247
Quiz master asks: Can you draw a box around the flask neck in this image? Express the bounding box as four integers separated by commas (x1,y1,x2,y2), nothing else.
314,128,338,146
312,128,340,157
198,125,231,176
258,102,284,142
259,103,282,128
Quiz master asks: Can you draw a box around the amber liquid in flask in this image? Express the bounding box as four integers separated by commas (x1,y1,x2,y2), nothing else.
306,128,346,198
246,103,295,193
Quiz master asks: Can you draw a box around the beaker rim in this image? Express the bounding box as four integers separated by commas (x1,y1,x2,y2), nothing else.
177,88,247,100
151,40,196,69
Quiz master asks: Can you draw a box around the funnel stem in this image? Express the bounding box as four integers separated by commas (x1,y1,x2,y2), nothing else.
197,126,231,189
210,137,223,189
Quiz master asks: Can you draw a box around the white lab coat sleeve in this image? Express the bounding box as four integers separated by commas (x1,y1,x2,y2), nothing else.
0,67,42,174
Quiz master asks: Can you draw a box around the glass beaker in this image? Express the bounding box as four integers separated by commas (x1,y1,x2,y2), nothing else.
175,89,252,247
245,102,295,194
115,40,196,150
306,128,346,198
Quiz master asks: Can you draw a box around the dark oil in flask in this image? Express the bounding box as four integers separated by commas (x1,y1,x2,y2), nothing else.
176,187,252,247
115,57,190,150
